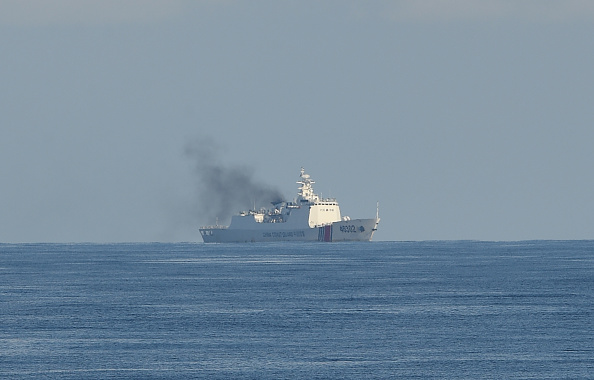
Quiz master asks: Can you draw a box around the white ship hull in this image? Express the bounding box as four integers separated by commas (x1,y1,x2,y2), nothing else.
200,218,380,243
199,168,380,243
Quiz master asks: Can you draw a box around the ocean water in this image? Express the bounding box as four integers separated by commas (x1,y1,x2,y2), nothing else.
1,241,592,379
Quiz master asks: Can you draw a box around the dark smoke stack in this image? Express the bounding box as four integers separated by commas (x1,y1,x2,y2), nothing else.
185,138,285,225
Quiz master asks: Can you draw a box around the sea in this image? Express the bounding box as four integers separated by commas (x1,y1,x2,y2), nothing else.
1,241,592,379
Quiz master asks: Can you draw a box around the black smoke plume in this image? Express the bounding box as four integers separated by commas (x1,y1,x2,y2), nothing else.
185,138,285,225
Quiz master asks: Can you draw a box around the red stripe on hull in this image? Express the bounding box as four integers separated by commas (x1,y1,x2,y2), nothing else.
324,225,332,242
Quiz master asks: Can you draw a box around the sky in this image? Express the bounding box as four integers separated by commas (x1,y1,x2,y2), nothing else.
1,0,593,242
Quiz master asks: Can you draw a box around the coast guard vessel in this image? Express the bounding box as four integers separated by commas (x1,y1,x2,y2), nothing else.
199,168,380,242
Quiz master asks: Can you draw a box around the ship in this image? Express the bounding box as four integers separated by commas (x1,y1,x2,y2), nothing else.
199,168,380,242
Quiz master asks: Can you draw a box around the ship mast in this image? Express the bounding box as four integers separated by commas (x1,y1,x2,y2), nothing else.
296,167,319,203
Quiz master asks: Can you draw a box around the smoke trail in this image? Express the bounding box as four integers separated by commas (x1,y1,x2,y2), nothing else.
185,138,285,225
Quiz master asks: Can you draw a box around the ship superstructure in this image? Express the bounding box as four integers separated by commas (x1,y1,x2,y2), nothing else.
199,168,379,242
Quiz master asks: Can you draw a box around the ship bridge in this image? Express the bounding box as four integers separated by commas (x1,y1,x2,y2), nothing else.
297,168,343,227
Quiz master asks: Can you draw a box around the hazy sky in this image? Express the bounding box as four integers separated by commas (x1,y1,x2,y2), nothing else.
1,0,593,242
